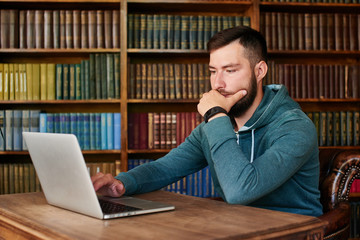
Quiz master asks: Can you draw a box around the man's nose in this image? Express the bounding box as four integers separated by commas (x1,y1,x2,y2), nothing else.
212,72,225,90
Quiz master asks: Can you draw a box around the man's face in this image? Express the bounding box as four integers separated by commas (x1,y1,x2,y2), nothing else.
209,41,258,118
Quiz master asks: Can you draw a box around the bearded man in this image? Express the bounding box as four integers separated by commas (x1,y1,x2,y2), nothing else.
92,26,323,217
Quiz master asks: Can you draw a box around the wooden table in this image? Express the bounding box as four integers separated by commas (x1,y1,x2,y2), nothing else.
0,191,326,240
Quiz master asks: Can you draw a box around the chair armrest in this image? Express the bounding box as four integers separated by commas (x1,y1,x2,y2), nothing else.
317,201,350,237
320,150,360,212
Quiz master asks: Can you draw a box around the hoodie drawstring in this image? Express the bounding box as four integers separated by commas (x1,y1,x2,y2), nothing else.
250,129,255,163
236,129,255,163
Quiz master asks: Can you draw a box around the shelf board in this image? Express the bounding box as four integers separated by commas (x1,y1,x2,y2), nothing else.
268,50,360,58
128,0,252,14
260,2,360,13
0,150,121,155
0,49,120,59
0,100,122,112
128,99,198,103
0,99,121,104
0,1,120,10
319,146,360,150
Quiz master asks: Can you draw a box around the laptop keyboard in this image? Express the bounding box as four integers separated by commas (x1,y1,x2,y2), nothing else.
99,199,142,214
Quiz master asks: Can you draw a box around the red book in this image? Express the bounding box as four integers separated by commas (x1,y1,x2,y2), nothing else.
139,113,148,149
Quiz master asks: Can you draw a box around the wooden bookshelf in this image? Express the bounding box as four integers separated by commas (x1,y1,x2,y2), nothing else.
0,0,359,196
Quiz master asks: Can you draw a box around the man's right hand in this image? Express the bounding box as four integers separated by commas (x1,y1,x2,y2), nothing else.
91,172,125,197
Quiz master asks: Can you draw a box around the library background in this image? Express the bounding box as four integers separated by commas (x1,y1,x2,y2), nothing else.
0,0,359,238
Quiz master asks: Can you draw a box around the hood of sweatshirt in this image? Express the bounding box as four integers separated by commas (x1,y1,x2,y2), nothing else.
237,84,301,162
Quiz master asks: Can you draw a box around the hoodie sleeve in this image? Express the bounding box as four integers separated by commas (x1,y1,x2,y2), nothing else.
115,126,207,195
203,113,318,205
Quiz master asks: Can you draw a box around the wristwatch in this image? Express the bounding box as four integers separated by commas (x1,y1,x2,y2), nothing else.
204,106,228,123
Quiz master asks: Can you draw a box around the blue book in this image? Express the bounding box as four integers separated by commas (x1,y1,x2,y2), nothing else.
30,110,40,132
0,110,5,150
59,113,66,134
13,110,22,151
77,113,84,149
65,113,71,134
113,113,121,150
39,113,47,133
70,113,78,137
89,113,96,150
21,110,30,149
53,113,60,133
5,110,13,151
107,113,114,150
101,113,107,150
95,113,101,150
46,113,54,133
83,113,90,150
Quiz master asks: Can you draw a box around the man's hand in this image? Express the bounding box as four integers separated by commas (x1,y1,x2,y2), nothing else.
91,172,125,197
197,89,247,117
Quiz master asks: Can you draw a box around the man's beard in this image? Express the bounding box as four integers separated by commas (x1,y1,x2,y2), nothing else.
228,73,258,119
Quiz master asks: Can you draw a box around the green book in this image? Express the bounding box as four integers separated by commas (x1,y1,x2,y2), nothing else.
197,15,204,50
55,64,63,100
95,53,102,99
127,13,134,48
146,14,153,49
189,15,197,50
140,14,147,49
174,15,181,49
75,63,81,100
167,15,174,49
101,54,108,99
89,54,96,99
180,15,189,49
62,64,69,100
159,14,167,49
114,53,120,99
134,14,140,48
106,54,114,99
153,14,160,49
69,64,75,100
203,16,211,50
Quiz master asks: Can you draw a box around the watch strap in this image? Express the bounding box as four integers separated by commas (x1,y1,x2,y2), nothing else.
204,106,228,123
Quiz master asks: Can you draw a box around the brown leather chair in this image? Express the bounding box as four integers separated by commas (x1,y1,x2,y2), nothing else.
317,149,360,240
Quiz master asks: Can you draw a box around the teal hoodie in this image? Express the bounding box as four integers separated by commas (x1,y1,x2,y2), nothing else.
116,84,323,217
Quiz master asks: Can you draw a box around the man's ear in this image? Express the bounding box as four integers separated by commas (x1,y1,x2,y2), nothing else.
254,61,268,82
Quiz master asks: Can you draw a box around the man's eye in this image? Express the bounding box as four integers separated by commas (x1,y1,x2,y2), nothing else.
209,70,216,75
226,69,236,73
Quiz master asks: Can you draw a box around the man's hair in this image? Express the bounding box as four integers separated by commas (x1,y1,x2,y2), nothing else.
207,26,268,67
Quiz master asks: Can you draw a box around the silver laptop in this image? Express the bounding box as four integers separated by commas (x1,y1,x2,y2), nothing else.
22,132,175,219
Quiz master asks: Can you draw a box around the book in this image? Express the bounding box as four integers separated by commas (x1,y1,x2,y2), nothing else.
113,113,121,150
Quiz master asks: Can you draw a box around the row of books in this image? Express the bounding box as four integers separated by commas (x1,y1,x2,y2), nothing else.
0,110,121,151
128,63,211,100
0,110,40,151
62,53,120,100
128,112,202,150
128,159,220,198
0,161,118,195
350,201,360,239
0,53,120,101
0,9,120,49
261,0,360,2
265,62,360,99
39,112,121,151
350,179,360,193
260,12,360,51
306,111,360,147
127,14,250,50
0,163,41,195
